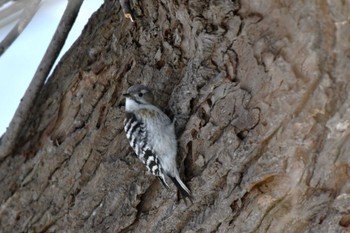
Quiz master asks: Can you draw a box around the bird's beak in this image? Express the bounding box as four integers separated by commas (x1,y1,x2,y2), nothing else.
123,93,130,97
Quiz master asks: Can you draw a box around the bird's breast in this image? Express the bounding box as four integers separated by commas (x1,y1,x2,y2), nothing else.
139,109,157,117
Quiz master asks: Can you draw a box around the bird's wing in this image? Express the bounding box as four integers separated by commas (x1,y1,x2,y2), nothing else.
124,112,169,187
124,112,145,159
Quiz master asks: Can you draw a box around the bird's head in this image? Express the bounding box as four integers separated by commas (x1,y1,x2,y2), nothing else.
123,84,154,105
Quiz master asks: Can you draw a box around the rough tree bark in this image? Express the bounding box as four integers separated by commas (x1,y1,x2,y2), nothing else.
1,0,349,232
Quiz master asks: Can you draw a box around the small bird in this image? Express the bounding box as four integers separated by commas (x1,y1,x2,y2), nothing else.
123,84,191,198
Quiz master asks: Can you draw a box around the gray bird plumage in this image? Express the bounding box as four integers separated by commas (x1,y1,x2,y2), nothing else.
123,84,191,198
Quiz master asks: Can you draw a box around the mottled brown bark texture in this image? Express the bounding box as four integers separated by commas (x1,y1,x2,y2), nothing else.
1,0,349,232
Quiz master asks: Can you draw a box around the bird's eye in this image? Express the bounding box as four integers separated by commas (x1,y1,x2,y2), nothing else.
138,93,144,97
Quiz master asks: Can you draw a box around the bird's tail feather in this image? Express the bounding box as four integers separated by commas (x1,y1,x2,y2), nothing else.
170,175,191,198
158,175,169,189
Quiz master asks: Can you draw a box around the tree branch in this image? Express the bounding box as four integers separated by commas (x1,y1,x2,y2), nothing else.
0,0,41,56
0,0,84,159
0,0,12,8
0,1,26,29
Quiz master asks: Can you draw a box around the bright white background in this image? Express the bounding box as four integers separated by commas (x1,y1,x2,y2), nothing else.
0,0,103,135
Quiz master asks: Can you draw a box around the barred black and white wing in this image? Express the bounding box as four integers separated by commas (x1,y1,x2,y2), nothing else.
124,112,169,188
124,112,145,157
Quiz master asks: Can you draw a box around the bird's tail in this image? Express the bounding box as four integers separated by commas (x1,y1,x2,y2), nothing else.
158,174,169,189
170,175,191,198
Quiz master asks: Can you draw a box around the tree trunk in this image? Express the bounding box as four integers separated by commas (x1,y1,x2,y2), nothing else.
1,0,349,232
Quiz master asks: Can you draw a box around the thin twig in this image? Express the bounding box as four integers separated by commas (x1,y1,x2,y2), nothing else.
0,0,40,56
119,0,135,22
0,0,84,159
0,0,13,8
0,1,26,28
